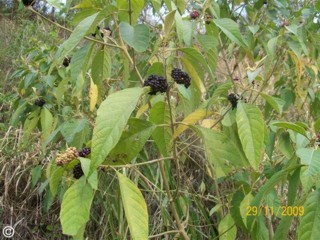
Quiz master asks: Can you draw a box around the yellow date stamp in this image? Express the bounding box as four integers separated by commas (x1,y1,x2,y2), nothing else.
246,206,304,217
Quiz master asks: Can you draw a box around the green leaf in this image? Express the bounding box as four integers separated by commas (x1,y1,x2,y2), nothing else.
240,192,254,228
108,118,155,165
180,48,212,79
117,172,149,240
296,148,320,176
297,189,320,240
146,62,165,76
176,0,187,12
71,9,97,26
91,47,111,85
236,103,265,170
230,190,246,230
213,18,247,48
254,214,269,240
175,12,194,46
194,126,248,177
61,118,87,144
181,21,194,47
218,213,236,240
206,82,233,107
11,101,28,126
266,130,276,159
117,0,145,24
177,84,201,115
248,25,259,35
151,0,161,12
119,23,150,52
181,57,206,93
60,177,94,236
197,34,219,51
22,109,40,147
247,67,262,84
46,0,63,10
72,225,86,240
79,157,98,190
272,121,308,137
273,168,301,239
279,132,294,159
260,93,285,114
164,10,176,36
41,108,54,143
70,43,94,83
91,88,145,172
49,167,64,197
72,0,95,9
267,37,278,57
288,40,302,57
31,165,42,189
24,72,37,88
209,1,220,18
274,215,295,240
149,101,172,157
247,165,302,230
57,12,100,61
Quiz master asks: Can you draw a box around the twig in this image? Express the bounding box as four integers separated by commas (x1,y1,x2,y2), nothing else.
149,230,180,239
27,7,121,49
100,156,173,169
165,89,181,200
158,160,190,240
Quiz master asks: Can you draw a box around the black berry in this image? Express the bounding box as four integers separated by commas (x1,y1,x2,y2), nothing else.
62,57,70,67
227,93,240,109
22,0,35,6
78,147,91,157
34,98,45,107
144,75,168,95
73,163,84,179
171,68,191,88
190,10,200,20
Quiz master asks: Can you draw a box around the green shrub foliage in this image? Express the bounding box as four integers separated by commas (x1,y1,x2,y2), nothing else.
10,0,320,239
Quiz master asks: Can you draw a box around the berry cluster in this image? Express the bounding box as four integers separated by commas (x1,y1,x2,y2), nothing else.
55,147,79,166
62,57,70,67
22,0,35,7
34,98,45,107
190,10,200,20
73,163,84,179
171,68,191,88
144,75,168,95
227,93,240,109
78,147,91,157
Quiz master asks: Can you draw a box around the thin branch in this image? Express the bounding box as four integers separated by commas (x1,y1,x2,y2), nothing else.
27,7,121,49
158,160,190,240
100,157,174,169
149,230,180,239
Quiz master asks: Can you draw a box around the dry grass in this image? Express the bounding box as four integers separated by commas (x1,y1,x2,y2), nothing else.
0,126,67,239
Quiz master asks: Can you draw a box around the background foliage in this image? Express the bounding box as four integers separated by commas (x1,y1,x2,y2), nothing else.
1,0,320,239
